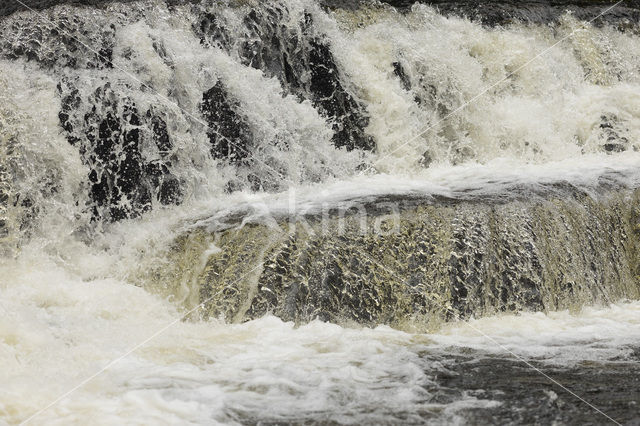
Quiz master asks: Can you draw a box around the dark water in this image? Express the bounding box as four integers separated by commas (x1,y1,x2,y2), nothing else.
229,345,640,425
432,353,640,425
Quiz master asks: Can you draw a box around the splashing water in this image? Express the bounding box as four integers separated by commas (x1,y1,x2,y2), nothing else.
1,0,640,423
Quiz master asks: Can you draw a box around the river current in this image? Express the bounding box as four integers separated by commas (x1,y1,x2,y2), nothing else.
1,0,640,424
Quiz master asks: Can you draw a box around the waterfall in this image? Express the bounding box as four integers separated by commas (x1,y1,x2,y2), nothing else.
2,1,640,423
2,0,639,318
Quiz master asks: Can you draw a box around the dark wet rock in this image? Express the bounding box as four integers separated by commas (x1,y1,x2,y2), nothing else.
600,114,630,153
419,150,433,168
307,35,375,151
197,3,375,151
393,61,412,92
200,81,253,164
324,0,640,28
4,0,640,29
394,1,640,29
0,0,135,17
58,79,182,221
604,142,626,153
199,81,287,193
0,11,117,69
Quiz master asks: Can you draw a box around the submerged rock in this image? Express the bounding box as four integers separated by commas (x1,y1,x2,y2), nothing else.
155,184,640,327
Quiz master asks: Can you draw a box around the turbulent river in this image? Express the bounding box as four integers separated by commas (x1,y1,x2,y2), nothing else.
2,0,640,424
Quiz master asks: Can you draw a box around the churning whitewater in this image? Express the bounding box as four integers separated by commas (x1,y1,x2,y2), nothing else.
1,0,640,424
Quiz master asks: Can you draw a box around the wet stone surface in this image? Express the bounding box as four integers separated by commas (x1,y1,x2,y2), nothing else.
58,80,183,221
196,3,375,152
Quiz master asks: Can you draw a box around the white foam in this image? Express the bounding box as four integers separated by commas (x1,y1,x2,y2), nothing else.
2,257,638,424
188,152,640,231
430,302,640,366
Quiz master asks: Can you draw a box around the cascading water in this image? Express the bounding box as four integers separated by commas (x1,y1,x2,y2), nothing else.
1,0,640,424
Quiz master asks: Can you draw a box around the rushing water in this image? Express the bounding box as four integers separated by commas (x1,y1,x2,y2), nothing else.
3,258,640,424
1,0,640,424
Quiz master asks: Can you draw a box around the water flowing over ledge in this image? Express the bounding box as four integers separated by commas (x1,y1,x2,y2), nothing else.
2,0,640,322
2,0,640,423
3,0,640,235
153,180,640,327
